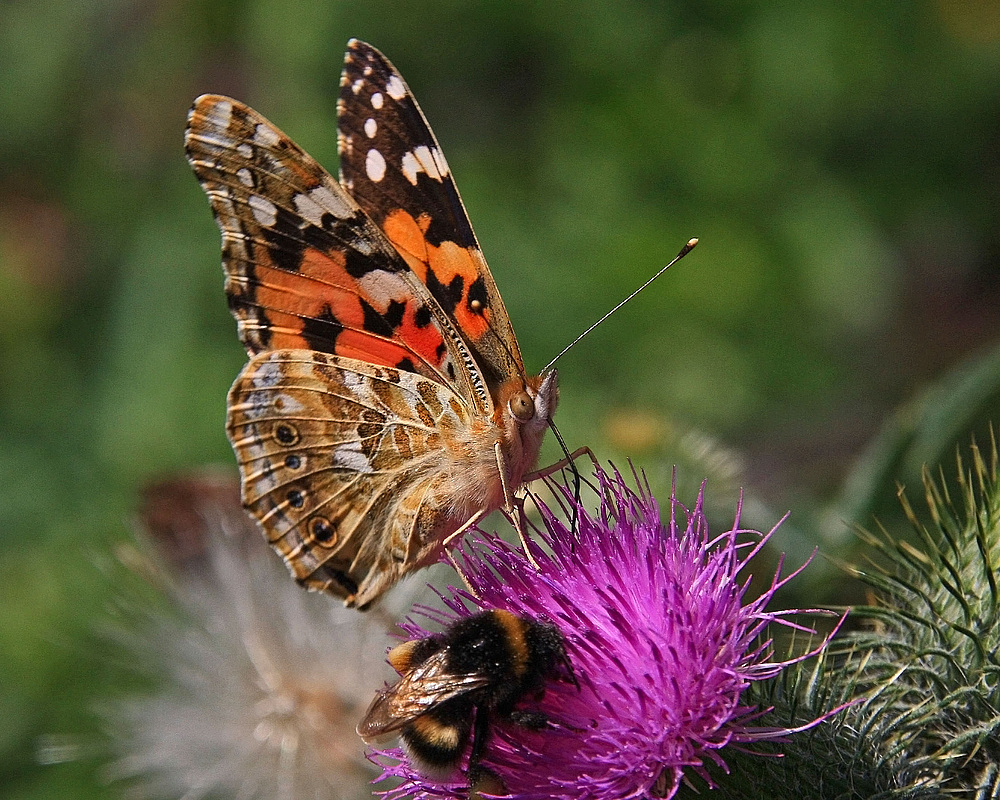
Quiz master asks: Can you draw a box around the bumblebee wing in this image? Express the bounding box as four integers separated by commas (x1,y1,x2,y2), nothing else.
357,649,490,742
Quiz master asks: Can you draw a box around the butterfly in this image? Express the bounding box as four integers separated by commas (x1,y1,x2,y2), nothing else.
184,40,558,609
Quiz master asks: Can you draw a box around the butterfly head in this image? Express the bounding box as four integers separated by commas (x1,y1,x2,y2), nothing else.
503,369,558,431
495,370,559,480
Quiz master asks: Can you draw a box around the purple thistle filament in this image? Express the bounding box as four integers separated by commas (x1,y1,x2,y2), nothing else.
375,467,833,800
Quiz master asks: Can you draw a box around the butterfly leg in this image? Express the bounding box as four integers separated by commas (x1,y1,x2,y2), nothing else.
523,445,599,483
491,442,541,569
442,509,487,598
442,509,486,549
510,493,541,570
445,549,480,599
494,441,515,511
523,446,606,539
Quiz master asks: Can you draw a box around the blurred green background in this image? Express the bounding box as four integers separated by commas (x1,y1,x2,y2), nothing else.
3,1,1000,797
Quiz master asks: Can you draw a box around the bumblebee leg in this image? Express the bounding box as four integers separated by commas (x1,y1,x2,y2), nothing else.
507,708,549,729
465,707,494,794
468,765,506,800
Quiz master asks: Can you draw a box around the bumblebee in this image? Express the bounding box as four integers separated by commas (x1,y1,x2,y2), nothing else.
357,609,575,790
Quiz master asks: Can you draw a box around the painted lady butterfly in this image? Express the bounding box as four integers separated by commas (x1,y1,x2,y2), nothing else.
185,40,558,609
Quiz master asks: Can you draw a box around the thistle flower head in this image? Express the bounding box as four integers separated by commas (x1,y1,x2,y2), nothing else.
374,466,838,799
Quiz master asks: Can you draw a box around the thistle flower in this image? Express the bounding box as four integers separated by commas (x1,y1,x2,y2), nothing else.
372,467,841,800
102,471,428,800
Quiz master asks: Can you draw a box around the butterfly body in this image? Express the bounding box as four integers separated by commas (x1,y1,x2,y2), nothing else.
186,41,557,608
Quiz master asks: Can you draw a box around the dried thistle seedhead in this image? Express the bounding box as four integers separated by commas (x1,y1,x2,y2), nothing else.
104,470,425,800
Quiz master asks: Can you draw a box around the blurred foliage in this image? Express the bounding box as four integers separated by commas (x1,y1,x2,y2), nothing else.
2,1,1000,798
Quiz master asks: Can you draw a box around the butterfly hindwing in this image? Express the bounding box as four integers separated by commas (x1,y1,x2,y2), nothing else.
337,40,526,397
227,349,478,607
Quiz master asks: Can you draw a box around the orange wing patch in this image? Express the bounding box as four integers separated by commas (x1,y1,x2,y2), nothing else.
246,244,449,372
382,209,492,343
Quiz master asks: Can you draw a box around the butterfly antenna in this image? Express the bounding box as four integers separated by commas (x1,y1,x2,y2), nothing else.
543,237,698,372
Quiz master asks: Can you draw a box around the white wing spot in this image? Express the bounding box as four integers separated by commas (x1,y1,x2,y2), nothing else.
385,75,406,100
364,118,377,138
204,98,233,129
350,235,374,256
431,146,450,179
342,370,376,404
254,359,284,389
246,388,272,421
253,123,281,148
332,441,374,474
253,463,278,494
293,192,326,227
249,194,278,227
371,91,384,110
358,270,410,307
401,146,447,185
309,184,353,219
236,168,254,187
366,149,386,182
352,78,364,94
237,143,253,158
401,151,420,186
415,145,442,181
273,392,304,414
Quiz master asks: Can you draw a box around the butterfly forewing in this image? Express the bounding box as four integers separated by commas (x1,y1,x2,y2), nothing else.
185,95,488,410
338,40,526,398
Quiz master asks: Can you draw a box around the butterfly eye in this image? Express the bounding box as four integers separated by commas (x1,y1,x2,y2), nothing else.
509,390,535,422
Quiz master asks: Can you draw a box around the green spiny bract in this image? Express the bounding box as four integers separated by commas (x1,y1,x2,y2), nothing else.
842,436,1000,797
684,436,1000,800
